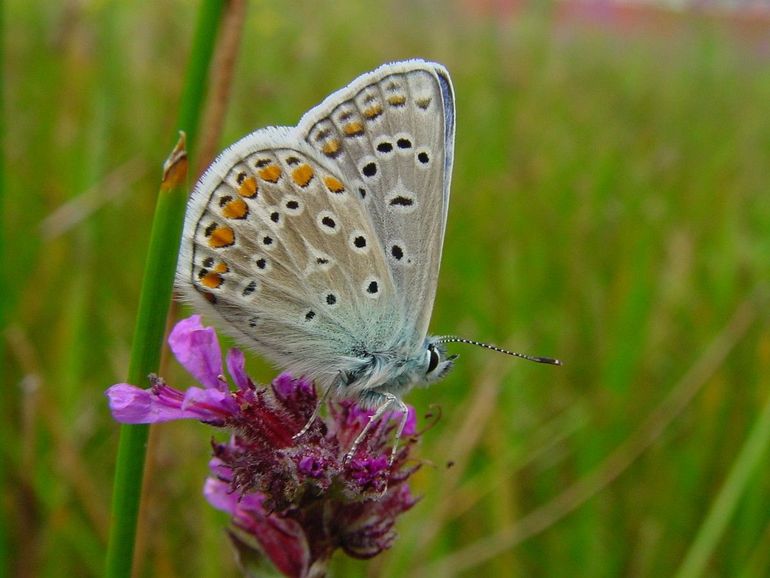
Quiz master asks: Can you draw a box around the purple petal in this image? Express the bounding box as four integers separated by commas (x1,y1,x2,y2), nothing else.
105,381,236,424
348,455,389,485
208,456,233,481
226,349,252,391
106,383,201,423
168,315,226,390
272,373,315,401
298,455,326,479
346,403,374,427
205,476,266,515
106,384,159,423
183,386,239,418
204,477,238,513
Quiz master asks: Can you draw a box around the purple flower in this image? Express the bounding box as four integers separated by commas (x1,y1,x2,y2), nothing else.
106,315,420,578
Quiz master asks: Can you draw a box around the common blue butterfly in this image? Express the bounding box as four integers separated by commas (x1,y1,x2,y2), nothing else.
176,60,559,457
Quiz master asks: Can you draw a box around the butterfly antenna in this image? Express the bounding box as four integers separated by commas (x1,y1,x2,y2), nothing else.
435,336,562,366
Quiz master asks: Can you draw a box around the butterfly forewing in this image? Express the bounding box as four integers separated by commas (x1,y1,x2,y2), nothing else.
298,61,455,350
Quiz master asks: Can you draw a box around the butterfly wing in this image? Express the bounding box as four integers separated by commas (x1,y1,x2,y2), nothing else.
298,60,455,351
176,61,454,387
177,126,404,385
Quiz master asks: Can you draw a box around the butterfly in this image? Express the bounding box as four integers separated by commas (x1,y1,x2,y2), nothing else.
176,60,559,458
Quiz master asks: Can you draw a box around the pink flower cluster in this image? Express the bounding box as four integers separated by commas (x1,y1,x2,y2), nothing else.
107,316,420,577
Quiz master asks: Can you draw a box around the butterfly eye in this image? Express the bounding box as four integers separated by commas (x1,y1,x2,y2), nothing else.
426,344,440,374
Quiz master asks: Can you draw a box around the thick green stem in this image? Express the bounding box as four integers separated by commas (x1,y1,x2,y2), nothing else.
104,2,225,577
104,136,189,578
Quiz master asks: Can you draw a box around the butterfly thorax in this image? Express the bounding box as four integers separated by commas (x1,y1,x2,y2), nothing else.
337,336,455,407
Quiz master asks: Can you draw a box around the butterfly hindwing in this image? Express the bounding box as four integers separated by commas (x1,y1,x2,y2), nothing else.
177,127,401,383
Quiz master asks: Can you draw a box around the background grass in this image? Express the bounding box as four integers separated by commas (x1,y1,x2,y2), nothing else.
5,1,770,577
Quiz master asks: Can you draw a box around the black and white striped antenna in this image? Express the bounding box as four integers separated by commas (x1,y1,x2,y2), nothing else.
435,336,562,366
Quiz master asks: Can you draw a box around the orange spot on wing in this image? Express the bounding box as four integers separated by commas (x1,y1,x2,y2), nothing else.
343,121,364,137
291,164,314,187
238,176,258,198
259,165,282,183
222,197,249,219
208,226,235,248
200,271,224,289
323,176,345,194
363,104,383,120
387,95,406,107
322,139,342,157
213,262,229,274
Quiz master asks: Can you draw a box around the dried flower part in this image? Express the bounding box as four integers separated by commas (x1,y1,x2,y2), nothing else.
106,316,421,578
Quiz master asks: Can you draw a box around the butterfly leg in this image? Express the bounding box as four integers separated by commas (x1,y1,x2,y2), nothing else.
292,380,335,441
389,396,410,466
344,392,396,463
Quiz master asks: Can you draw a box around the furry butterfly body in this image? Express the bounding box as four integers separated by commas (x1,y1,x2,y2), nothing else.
177,60,456,410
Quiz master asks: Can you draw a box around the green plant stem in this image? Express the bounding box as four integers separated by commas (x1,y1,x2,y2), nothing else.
104,137,188,578
177,0,227,158
104,2,225,577
674,389,770,578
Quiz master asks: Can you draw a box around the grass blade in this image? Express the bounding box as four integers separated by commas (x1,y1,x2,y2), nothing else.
674,385,770,578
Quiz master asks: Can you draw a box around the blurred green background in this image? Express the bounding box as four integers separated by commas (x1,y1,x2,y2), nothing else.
5,1,770,577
